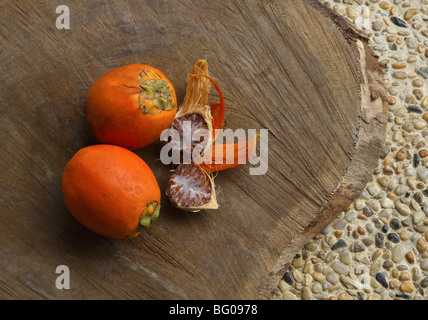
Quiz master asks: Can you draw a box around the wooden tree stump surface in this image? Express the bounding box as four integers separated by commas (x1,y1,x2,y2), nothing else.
0,0,387,299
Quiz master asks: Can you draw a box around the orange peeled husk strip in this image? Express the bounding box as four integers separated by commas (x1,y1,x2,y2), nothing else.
200,133,259,174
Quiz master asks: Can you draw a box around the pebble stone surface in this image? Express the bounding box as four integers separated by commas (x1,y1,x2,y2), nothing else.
275,0,428,300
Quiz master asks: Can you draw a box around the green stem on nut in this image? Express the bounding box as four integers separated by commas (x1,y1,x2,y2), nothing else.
152,205,160,221
140,216,151,228
138,70,175,114
139,201,161,229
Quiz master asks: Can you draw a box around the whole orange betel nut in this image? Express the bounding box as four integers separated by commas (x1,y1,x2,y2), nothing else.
61,144,161,239
85,64,177,150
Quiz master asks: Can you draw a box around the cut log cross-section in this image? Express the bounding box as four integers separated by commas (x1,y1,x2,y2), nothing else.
0,0,387,299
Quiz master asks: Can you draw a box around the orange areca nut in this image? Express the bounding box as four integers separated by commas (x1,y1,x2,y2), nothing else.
85,64,177,150
61,144,161,239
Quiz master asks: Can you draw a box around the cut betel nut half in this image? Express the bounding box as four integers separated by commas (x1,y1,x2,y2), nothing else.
166,164,218,212
169,113,210,164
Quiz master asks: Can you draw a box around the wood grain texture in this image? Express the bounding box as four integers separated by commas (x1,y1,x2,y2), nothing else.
0,0,387,299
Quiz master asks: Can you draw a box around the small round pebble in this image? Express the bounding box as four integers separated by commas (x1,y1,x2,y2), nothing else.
331,261,348,275
375,232,385,248
331,239,348,250
387,233,400,243
282,272,294,285
326,272,339,285
391,245,404,263
375,272,389,288
383,260,393,270
390,218,400,230
421,260,428,271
